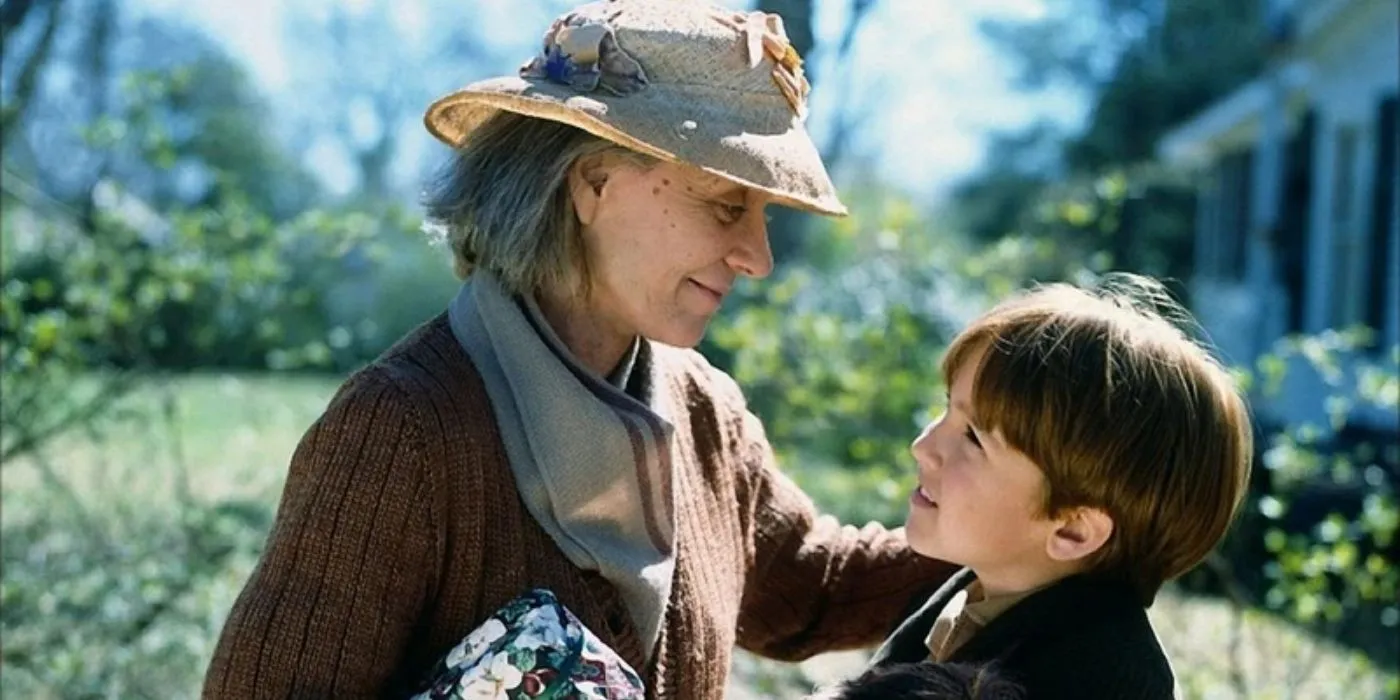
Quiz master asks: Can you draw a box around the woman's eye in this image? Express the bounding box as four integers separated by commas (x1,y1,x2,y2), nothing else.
963,425,982,449
716,203,747,224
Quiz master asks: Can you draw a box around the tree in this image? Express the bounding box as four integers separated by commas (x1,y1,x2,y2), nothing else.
277,0,504,204
1,7,345,465
950,0,1266,279
0,0,67,142
4,6,321,221
755,0,876,265
1061,0,1266,170
948,121,1065,244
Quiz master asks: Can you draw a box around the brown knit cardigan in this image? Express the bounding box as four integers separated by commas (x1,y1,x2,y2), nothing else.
203,314,954,699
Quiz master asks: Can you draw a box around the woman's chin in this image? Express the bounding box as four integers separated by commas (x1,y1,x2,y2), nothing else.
647,320,710,349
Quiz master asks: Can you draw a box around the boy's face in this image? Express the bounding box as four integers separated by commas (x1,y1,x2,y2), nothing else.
905,345,1064,591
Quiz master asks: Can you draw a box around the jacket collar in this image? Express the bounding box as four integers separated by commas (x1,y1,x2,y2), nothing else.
870,567,1144,667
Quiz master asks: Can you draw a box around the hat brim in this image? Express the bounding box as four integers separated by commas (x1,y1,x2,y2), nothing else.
425,75,847,217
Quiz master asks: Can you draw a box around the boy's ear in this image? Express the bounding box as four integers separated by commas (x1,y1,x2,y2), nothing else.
1045,507,1114,563
569,155,611,226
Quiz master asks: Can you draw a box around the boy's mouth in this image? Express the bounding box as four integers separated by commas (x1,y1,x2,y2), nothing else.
912,484,937,508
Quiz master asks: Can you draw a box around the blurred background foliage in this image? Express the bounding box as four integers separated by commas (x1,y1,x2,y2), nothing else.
2,0,1395,697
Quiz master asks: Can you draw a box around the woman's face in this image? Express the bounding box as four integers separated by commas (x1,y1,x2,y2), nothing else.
569,156,775,350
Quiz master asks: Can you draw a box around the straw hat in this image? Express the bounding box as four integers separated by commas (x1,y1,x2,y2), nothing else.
424,0,847,216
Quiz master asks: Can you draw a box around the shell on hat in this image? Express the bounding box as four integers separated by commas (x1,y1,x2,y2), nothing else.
424,0,846,217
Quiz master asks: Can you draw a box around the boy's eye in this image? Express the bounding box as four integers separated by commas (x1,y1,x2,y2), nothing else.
963,425,982,449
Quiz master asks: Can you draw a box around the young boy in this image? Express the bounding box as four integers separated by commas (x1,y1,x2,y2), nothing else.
859,275,1253,699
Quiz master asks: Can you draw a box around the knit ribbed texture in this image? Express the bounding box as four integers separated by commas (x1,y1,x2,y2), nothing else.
203,314,954,699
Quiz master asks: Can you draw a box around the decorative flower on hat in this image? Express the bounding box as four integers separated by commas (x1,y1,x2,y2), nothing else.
520,7,648,96
712,10,811,119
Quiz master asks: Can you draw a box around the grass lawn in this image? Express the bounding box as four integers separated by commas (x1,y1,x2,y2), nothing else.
2,373,1395,699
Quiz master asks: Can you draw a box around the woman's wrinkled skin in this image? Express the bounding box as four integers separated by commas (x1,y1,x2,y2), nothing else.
536,156,774,375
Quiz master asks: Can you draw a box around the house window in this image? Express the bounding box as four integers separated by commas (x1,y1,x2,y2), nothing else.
1208,148,1253,281
1328,125,1368,328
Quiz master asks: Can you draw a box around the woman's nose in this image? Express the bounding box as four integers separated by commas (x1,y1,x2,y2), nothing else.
726,212,774,279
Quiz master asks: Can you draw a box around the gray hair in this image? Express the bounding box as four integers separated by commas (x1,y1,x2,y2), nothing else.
422,112,654,294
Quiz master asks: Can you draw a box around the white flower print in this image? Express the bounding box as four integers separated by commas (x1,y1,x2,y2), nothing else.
446,618,508,669
458,651,524,700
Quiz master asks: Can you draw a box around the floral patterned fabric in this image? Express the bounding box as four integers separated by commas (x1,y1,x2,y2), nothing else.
413,589,646,700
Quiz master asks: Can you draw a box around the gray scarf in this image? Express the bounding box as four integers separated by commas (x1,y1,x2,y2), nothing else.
448,271,677,655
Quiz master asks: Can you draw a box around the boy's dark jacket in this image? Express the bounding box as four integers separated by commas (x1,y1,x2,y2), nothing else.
867,568,1176,700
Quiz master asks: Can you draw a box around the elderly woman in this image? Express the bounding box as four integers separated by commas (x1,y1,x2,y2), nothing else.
204,1,952,697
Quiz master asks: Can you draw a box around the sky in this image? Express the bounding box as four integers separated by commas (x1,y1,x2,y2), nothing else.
131,0,1086,202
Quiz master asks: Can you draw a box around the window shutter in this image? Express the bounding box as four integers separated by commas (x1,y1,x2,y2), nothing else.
1366,94,1397,335
1282,109,1317,332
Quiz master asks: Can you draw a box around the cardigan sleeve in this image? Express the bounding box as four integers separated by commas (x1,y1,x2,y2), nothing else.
733,409,958,661
202,371,444,699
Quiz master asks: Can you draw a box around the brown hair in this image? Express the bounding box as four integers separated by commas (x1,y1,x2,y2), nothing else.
942,274,1253,604
421,112,655,294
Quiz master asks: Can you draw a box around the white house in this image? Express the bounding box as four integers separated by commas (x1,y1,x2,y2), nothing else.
1158,0,1398,436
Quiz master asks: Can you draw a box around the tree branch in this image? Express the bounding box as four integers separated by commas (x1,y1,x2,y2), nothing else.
0,0,45,45
1,0,65,145
0,373,137,464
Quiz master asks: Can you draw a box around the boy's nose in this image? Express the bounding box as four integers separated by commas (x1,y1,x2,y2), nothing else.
910,422,937,465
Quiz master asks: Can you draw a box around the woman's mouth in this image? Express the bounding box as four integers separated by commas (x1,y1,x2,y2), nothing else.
689,279,725,306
